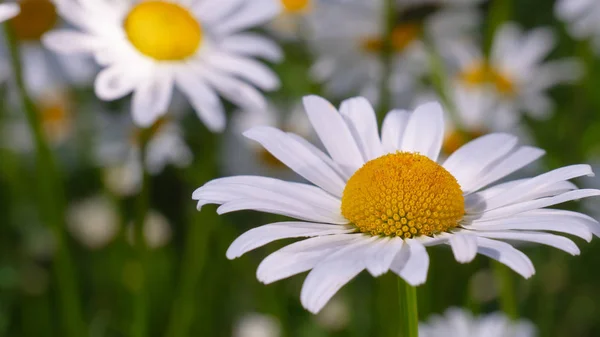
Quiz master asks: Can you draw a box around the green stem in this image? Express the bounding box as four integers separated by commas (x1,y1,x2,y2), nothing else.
378,0,398,120
484,0,513,58
492,261,517,320
4,24,84,337
397,279,419,337
131,129,151,337
164,208,214,337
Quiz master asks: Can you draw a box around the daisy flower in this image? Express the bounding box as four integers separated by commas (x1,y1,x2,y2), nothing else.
43,0,283,130
420,308,536,337
2,0,96,95
0,3,19,22
448,23,582,122
222,102,312,179
126,210,172,249
233,313,281,337
268,0,314,39
193,95,600,314
308,0,480,105
67,195,119,250
97,113,192,196
555,0,600,54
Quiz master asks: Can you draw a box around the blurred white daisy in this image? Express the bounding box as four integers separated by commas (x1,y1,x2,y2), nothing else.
67,195,119,250
1,0,96,95
268,0,314,39
420,308,536,337
97,113,192,196
0,3,19,22
555,0,600,54
43,0,283,130
193,95,600,314
1,88,74,152
308,0,480,105
447,23,582,122
126,210,172,249
233,313,281,337
222,102,312,179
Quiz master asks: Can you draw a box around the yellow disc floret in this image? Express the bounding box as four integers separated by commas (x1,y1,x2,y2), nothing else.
460,63,516,96
124,1,202,61
281,0,311,13
341,152,464,238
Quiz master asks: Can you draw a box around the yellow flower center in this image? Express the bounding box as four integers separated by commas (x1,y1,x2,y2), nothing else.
10,0,57,41
341,152,464,238
442,129,486,155
361,24,420,53
39,98,71,144
281,0,311,13
124,1,202,61
460,63,515,96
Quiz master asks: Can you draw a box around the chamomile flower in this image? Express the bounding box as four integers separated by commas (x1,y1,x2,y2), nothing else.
193,95,600,314
555,0,600,54
308,0,480,105
0,3,19,22
448,23,582,122
268,0,314,39
2,0,96,95
222,102,312,179
420,308,536,337
97,114,192,196
43,0,282,130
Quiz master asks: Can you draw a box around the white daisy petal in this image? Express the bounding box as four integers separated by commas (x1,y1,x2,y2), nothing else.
392,239,430,286
214,0,281,35
381,109,411,153
257,234,360,284
448,232,478,263
220,33,283,62
365,237,404,277
400,102,444,161
443,133,518,191
175,68,225,132
243,127,347,197
203,52,280,91
200,68,268,111
0,3,19,22
472,231,580,255
339,97,384,161
301,236,375,314
286,133,353,180
302,96,365,171
226,222,353,259
43,30,103,54
94,63,141,100
131,73,173,127
475,237,535,278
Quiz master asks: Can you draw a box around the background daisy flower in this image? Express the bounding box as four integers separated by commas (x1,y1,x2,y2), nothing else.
420,308,536,337
193,95,600,313
43,0,283,130
555,0,600,54
446,23,583,122
0,3,19,22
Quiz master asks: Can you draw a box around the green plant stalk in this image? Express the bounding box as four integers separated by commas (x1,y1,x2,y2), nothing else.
398,278,419,337
164,208,214,337
377,0,398,121
492,261,518,319
3,25,84,337
484,0,513,57
131,129,152,337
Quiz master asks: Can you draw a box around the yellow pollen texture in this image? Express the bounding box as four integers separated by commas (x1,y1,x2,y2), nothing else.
341,152,464,238
460,63,515,96
124,1,202,61
281,0,311,13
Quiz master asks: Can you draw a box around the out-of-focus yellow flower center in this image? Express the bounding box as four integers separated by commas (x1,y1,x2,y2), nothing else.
341,152,464,238
281,0,311,13
460,63,515,96
39,99,71,144
361,24,420,53
124,1,202,61
443,129,486,155
10,0,57,41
